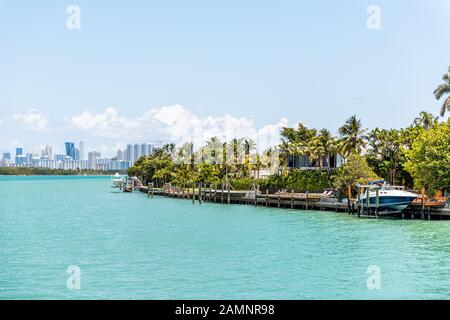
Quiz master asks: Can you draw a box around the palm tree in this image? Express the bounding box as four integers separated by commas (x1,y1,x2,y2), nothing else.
434,67,450,117
338,115,367,157
316,129,337,174
205,137,221,165
413,111,438,129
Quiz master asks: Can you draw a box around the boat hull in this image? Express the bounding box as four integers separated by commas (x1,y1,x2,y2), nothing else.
360,195,417,213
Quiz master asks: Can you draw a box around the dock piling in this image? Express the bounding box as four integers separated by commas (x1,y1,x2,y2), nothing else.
421,187,425,220
375,188,379,217
290,190,294,209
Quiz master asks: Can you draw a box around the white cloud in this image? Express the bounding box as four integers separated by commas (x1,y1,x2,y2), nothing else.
13,109,48,131
67,104,288,150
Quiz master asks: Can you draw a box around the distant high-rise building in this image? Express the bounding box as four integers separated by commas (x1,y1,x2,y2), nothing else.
16,147,23,157
117,149,125,161
41,144,53,160
126,144,133,162
88,151,101,170
2,152,11,161
121,143,155,164
26,153,33,164
65,142,75,159
54,154,65,161
133,144,140,163
73,148,80,161
79,141,84,161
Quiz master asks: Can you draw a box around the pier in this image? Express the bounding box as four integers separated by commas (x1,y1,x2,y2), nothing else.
137,184,450,220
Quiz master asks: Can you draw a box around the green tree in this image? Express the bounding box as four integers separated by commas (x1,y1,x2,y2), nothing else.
334,154,378,196
338,115,367,157
413,111,438,130
405,121,450,194
197,162,220,185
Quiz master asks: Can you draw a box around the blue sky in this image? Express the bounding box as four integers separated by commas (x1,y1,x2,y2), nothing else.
1,0,449,156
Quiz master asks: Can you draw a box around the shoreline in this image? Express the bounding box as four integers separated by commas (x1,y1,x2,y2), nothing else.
137,186,450,221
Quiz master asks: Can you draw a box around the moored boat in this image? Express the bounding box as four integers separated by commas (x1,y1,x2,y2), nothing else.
358,180,418,214
111,173,126,190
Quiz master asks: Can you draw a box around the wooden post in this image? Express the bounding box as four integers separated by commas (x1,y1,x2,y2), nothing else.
227,185,231,204
266,190,269,207
214,183,217,203
278,192,281,208
356,187,360,215
360,188,364,215
192,182,195,204
366,188,370,216
198,182,202,204
375,188,379,217
347,185,352,214
254,185,259,207
347,186,352,214
305,191,309,210
148,183,151,198
221,183,224,203
209,185,212,202
428,207,431,220
290,190,294,209
421,187,425,220
357,187,361,218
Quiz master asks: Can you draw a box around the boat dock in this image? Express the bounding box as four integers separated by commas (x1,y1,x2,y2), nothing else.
137,183,450,220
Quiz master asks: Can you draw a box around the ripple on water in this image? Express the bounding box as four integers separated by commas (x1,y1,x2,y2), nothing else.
1,176,450,299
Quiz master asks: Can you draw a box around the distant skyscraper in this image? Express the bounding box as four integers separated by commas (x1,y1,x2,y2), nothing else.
117,149,124,161
54,154,65,161
73,148,80,161
79,141,84,161
121,143,154,164
88,151,101,170
133,144,139,163
41,144,53,160
16,147,23,157
65,142,75,159
2,152,11,161
126,144,133,162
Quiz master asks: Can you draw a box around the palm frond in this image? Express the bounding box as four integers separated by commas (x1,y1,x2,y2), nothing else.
440,96,450,117
434,84,450,100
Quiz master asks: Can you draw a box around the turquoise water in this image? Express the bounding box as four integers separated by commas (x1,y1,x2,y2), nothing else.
1,176,450,299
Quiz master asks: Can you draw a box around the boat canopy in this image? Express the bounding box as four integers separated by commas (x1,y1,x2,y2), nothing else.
368,180,386,185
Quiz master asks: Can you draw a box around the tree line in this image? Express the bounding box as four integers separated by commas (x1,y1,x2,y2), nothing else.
128,67,450,196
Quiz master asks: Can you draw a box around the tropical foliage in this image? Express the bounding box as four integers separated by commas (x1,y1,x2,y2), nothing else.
405,120,450,195
128,78,450,195
434,67,450,117
334,154,379,196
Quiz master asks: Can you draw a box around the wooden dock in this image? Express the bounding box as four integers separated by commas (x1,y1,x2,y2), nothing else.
137,183,450,220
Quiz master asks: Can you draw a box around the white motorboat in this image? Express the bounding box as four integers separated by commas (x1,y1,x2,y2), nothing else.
359,180,418,213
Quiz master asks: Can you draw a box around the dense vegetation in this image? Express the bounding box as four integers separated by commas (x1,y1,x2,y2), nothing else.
125,68,450,196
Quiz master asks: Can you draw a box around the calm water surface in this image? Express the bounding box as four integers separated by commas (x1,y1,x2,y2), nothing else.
1,176,450,299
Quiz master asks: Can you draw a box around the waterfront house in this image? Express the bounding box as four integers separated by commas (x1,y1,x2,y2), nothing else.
287,153,344,170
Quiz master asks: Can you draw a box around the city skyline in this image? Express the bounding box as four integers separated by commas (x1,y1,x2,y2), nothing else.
1,1,450,157
1,141,159,171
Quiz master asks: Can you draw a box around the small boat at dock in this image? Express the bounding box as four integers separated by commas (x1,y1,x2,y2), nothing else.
358,180,418,214
111,173,126,191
